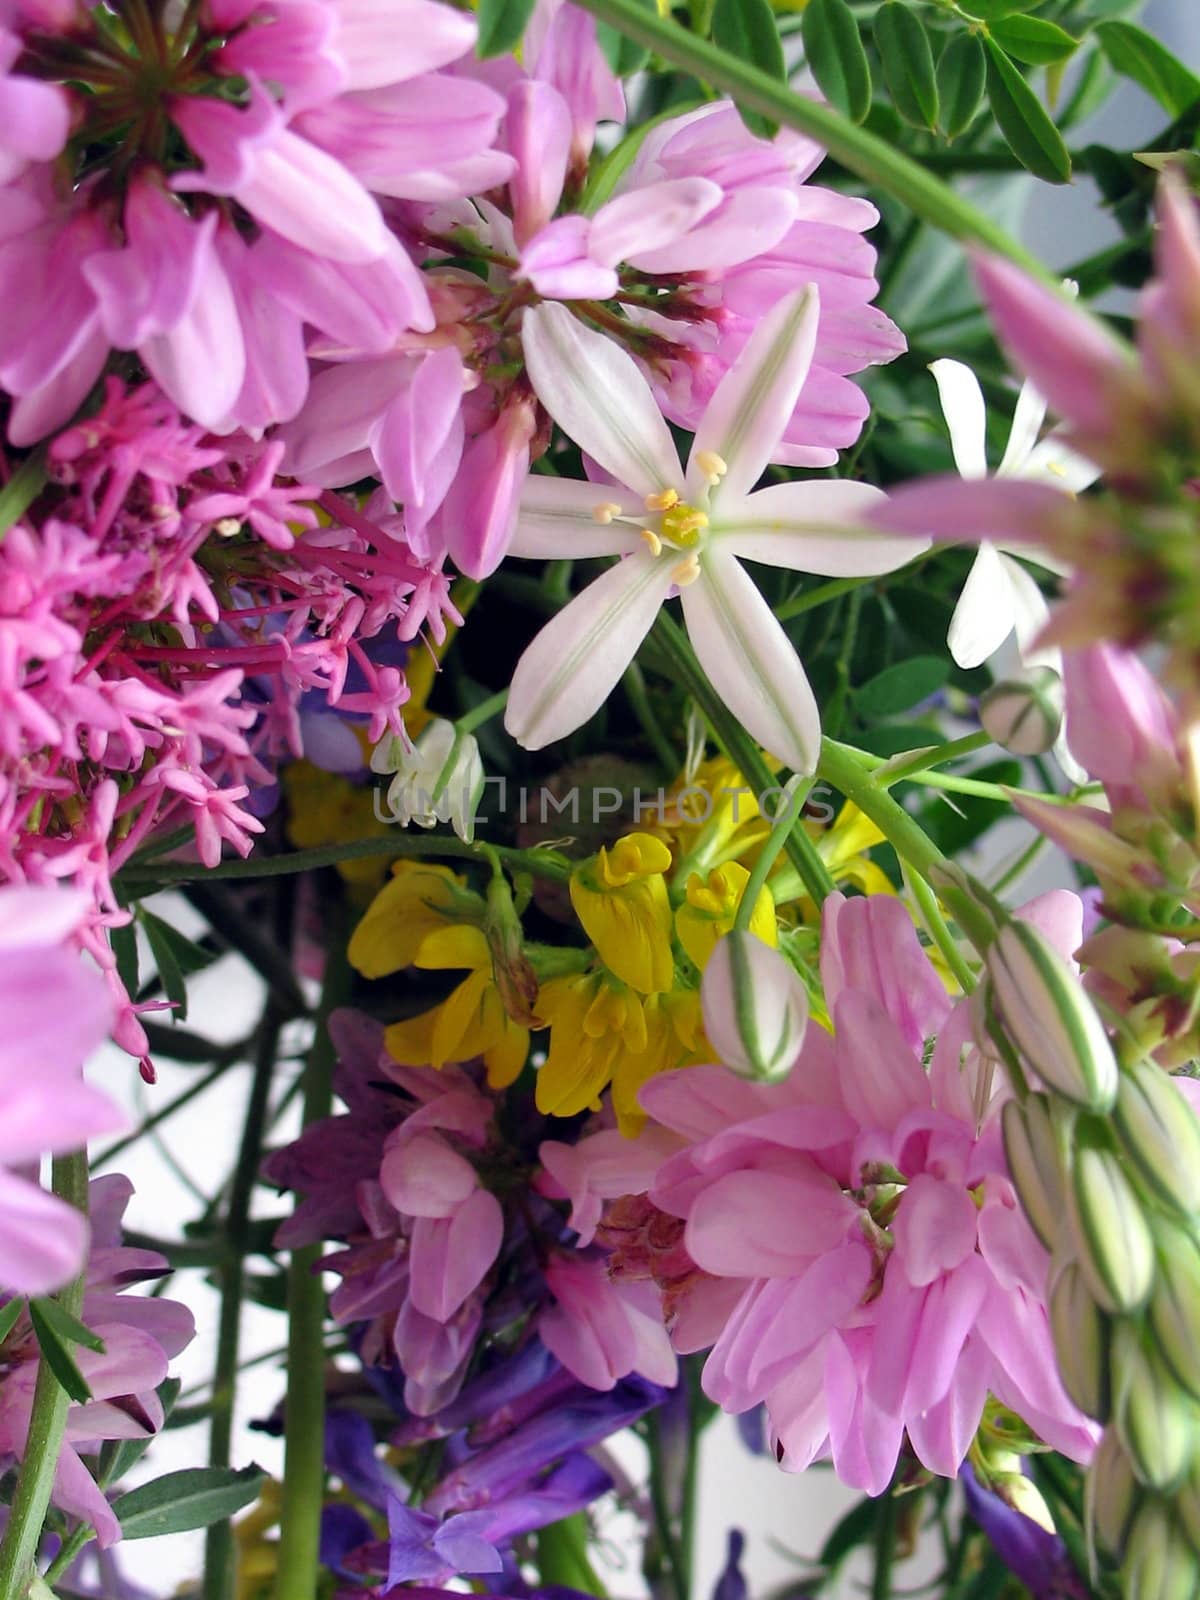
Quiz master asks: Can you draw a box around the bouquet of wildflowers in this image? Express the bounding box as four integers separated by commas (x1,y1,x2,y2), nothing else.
2,0,1200,1595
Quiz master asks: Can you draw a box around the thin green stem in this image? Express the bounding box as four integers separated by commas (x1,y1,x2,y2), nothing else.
93,1042,249,1168
623,661,680,777
273,919,353,1600
0,1152,89,1600
645,1414,688,1600
41,1527,94,1588
733,776,810,933
904,864,977,994
774,573,878,623
871,1489,898,1600
569,0,1049,275
203,998,287,1600
877,731,993,783
456,687,509,736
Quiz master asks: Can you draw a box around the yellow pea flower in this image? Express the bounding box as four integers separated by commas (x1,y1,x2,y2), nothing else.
674,860,778,970
348,860,482,978
569,832,675,994
383,924,529,1090
819,802,895,898
610,988,703,1136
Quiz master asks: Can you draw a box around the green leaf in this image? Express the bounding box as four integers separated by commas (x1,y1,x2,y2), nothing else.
476,0,537,58
30,1296,105,1354
0,451,47,540
596,0,657,74
99,1379,181,1487
819,1495,880,1567
0,1297,25,1346
856,657,950,720
714,0,786,137
873,3,938,130
989,15,1079,67
139,910,215,1024
801,0,872,125
984,39,1071,183
112,1465,266,1540
1095,21,1200,119
29,1301,91,1404
937,32,987,139
958,0,1036,17
109,920,140,1003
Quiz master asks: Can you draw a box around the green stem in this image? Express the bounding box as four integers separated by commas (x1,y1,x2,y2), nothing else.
623,661,680,777
774,573,880,623
41,1527,94,1588
904,864,977,994
456,687,509,736
273,921,353,1600
0,1152,89,1600
92,1043,248,1168
733,775,810,932
877,731,993,782
652,612,836,906
569,0,1047,274
871,1489,898,1600
645,1414,688,1600
204,1001,287,1600
0,450,48,541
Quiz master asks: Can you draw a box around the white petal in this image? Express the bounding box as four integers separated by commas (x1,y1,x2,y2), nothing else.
1021,430,1102,494
996,378,1048,477
947,542,1017,669
687,286,820,505
505,553,675,750
928,359,988,481
521,302,681,500
510,476,646,559
713,480,920,575
1002,554,1055,668
681,548,820,776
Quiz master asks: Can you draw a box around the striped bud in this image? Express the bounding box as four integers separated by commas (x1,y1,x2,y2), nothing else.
1122,1499,1200,1600
1049,1260,1112,1420
1174,1458,1200,1557
1114,1059,1200,1219
1114,1325,1195,1492
1002,1094,1068,1251
979,666,1064,756
1149,1232,1200,1403
1067,1129,1156,1314
987,922,1118,1111
1088,1427,1142,1558
701,930,808,1083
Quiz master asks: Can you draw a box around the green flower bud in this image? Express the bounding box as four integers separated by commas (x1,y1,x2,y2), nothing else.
701,930,808,1082
979,666,1064,756
1049,1259,1112,1420
1114,1324,1196,1492
1087,1426,1142,1559
1068,1127,1156,1314
1149,1231,1200,1403
1113,1059,1200,1220
1002,1093,1067,1252
1122,1499,1200,1600
1173,1458,1200,1557
987,922,1118,1111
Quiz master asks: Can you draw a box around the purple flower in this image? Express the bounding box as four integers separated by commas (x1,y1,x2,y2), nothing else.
386,1496,504,1587
962,1465,1088,1599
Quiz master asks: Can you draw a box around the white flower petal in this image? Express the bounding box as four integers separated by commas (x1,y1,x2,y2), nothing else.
521,302,681,500
996,377,1049,477
687,285,820,504
505,553,675,750
1002,553,1055,668
928,359,988,481
712,480,920,575
681,548,820,776
510,476,646,559
1021,430,1102,495
947,542,1017,669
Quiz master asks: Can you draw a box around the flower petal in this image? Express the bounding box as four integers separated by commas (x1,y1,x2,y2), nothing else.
713,479,917,575
928,359,988,480
510,476,645,559
680,548,820,774
505,553,675,750
996,376,1048,478
947,542,1017,670
521,302,681,499
687,285,819,504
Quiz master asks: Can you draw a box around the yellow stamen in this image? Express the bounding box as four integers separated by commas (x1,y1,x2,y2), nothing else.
592,501,623,524
644,488,680,513
693,449,727,486
661,504,708,548
671,554,701,586
639,527,663,556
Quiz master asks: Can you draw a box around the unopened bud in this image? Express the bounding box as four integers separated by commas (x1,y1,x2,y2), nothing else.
1002,1093,1068,1252
979,666,1064,756
1087,1426,1142,1559
1067,1126,1156,1314
1122,1499,1200,1600
1149,1232,1200,1403
988,921,1118,1110
1113,1324,1195,1491
1113,1059,1200,1219
1049,1259,1112,1420
1173,1458,1200,1557
701,930,808,1082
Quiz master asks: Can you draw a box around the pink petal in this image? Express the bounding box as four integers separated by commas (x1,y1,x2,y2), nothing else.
408,1187,503,1321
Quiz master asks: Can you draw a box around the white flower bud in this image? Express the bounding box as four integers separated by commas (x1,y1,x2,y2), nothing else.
1002,1093,1068,1252
373,718,485,843
979,666,1064,756
1122,1499,1200,1600
1150,1231,1200,1403
1067,1129,1156,1314
1049,1259,1112,1420
1113,1323,1195,1491
701,930,808,1082
1087,1426,1142,1559
987,921,1118,1111
1113,1060,1200,1220
1172,1458,1200,1557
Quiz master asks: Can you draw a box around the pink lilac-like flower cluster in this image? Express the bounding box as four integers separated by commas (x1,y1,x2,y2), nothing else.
1,381,458,1072
541,892,1099,1493
264,1010,676,1419
0,1175,194,1547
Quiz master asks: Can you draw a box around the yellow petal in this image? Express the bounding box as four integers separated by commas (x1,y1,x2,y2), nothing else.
571,872,674,994
414,923,491,972
383,1006,440,1066
348,861,468,978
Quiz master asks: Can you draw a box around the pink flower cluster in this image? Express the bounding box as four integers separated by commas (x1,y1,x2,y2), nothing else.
543,893,1098,1492
1,381,458,1069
